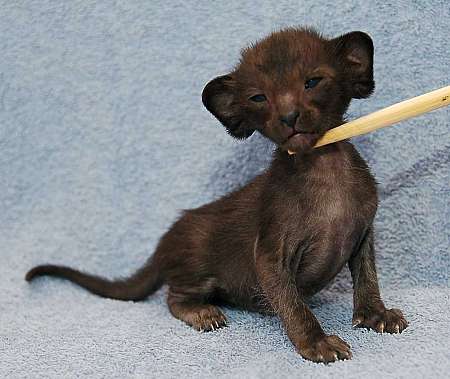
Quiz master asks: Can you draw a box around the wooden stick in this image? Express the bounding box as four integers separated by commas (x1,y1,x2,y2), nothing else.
288,85,450,154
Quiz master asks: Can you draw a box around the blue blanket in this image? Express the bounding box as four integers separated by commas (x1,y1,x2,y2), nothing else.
1,1,449,377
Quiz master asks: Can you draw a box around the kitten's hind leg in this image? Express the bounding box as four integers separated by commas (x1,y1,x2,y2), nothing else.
167,289,227,332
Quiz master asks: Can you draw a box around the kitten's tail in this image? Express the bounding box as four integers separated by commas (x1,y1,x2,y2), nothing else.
25,258,164,301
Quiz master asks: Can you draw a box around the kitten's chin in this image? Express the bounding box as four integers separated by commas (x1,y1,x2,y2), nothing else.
281,133,320,155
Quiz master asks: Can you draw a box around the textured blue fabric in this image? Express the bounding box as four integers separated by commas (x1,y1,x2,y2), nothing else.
1,1,449,378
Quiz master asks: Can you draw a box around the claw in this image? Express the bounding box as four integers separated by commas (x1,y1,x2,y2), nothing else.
342,351,351,360
210,323,215,331
395,324,400,333
215,321,219,328
352,320,362,328
333,353,338,361
378,322,385,333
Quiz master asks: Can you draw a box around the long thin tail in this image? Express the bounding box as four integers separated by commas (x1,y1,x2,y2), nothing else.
25,258,163,301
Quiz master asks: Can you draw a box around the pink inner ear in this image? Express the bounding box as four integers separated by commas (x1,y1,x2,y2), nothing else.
346,45,369,69
347,54,362,65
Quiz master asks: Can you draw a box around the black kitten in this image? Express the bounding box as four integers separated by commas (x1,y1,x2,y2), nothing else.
26,27,408,363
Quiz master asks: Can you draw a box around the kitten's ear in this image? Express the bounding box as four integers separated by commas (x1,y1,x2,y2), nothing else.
332,31,375,98
202,74,255,139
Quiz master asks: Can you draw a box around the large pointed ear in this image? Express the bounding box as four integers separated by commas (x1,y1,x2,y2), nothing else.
202,74,255,139
331,31,375,99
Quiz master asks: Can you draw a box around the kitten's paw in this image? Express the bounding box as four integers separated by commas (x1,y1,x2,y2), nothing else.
353,307,408,334
193,305,227,332
178,304,227,332
299,335,352,363
168,292,228,332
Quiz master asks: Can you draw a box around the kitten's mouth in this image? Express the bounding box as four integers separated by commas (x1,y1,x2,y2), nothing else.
281,131,320,154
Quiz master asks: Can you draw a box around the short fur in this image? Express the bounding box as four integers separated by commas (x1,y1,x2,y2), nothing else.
26,27,408,363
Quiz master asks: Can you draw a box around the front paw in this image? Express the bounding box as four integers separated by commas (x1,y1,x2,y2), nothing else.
353,306,408,334
299,335,352,363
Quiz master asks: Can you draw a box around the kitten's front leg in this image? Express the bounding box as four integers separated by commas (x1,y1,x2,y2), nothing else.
349,226,408,333
254,235,351,363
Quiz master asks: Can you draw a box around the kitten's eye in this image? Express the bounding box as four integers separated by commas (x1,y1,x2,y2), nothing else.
304,77,323,90
249,94,267,102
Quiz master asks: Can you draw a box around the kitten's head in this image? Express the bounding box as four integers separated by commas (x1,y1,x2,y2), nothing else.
202,28,374,154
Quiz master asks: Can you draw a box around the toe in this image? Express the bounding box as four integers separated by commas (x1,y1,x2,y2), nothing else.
376,321,385,333
384,308,408,334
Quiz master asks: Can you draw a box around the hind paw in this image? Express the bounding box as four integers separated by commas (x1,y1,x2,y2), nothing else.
191,306,228,332
168,294,228,332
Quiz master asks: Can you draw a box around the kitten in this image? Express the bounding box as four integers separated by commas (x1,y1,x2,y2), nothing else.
26,27,408,363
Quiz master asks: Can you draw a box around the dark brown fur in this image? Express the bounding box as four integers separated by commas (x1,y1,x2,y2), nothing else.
26,28,408,363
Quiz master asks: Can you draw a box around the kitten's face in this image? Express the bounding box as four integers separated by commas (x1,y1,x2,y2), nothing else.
203,28,374,154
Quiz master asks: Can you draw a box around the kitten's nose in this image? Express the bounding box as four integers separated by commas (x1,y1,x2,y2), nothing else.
279,111,300,128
